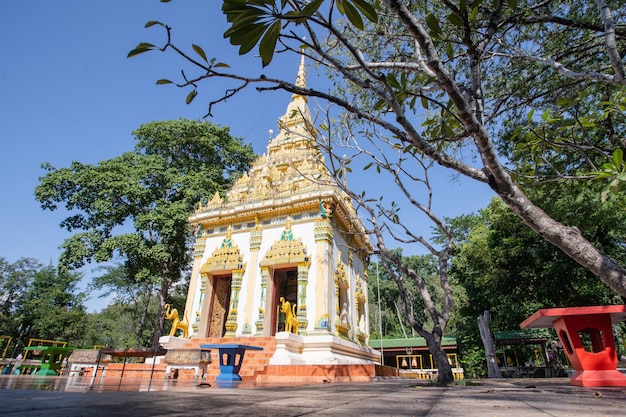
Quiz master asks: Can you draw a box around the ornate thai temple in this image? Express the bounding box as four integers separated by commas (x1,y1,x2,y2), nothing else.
0,57,391,387
181,56,381,370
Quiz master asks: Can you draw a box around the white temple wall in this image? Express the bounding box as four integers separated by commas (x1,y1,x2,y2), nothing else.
187,215,370,342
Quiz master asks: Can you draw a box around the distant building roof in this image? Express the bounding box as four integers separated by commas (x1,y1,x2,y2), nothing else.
494,329,551,346
369,337,457,350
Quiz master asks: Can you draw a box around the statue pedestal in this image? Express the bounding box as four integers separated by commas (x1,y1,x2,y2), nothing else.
269,332,380,365
163,349,211,383
159,336,188,349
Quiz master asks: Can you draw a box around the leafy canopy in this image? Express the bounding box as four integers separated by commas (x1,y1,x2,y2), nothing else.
35,119,255,343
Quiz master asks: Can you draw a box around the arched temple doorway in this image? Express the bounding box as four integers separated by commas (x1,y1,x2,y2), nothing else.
258,219,310,336
207,274,232,338
199,227,245,338
272,267,298,334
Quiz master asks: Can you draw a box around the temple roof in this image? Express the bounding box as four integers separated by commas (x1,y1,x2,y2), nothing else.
190,55,371,253
194,55,333,210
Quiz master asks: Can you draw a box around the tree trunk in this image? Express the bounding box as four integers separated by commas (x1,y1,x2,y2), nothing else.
151,281,170,348
135,283,153,347
423,332,453,384
393,301,408,338
478,310,501,378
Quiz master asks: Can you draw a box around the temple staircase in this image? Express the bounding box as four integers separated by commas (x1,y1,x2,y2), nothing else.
181,336,277,382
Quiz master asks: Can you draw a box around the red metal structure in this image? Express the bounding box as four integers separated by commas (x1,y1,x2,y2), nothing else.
521,305,626,387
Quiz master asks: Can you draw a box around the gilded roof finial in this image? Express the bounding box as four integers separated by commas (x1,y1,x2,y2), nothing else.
291,53,307,103
295,53,306,89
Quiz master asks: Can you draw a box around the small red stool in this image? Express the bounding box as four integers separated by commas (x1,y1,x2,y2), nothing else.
521,305,626,387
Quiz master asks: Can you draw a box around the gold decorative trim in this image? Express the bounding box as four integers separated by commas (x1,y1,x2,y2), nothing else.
260,220,310,267
200,227,246,274
314,219,333,243
334,257,348,286
249,228,263,251
355,274,366,302
193,237,206,258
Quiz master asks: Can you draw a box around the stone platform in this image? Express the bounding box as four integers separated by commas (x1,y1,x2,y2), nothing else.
1,377,626,416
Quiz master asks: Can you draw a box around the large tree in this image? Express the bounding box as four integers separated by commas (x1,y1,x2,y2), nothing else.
130,0,626,383
0,258,38,337
20,265,87,346
450,187,625,374
89,264,159,347
35,119,255,346
83,277,188,349
452,187,626,330
0,258,86,348
368,253,445,340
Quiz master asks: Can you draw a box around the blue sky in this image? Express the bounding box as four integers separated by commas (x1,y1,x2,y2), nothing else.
1,1,493,312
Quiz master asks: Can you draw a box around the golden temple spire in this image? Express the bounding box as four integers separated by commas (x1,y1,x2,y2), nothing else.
291,52,308,103
295,53,306,89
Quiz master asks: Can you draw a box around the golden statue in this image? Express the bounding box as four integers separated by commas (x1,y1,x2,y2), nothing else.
280,297,298,334
164,304,189,338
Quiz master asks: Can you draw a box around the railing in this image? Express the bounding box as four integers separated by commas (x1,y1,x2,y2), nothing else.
395,353,464,379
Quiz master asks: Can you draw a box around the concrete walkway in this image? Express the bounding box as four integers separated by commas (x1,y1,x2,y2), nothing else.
1,376,625,416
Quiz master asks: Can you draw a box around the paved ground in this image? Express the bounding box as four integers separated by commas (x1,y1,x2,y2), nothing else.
1,376,625,416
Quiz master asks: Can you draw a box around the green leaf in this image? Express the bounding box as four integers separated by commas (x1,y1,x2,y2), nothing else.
301,0,324,17
445,42,454,61
192,44,208,63
144,21,164,28
426,14,442,35
186,89,198,104
447,13,464,26
127,42,157,58
259,21,281,66
352,0,378,23
214,62,231,68
602,162,616,171
374,99,387,111
421,96,429,109
336,0,346,14
613,148,623,168
156,79,173,85
233,23,268,55
470,6,478,21
507,0,518,9
386,74,401,89
342,0,365,30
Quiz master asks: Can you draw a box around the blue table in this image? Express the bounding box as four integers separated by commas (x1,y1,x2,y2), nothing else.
200,344,263,385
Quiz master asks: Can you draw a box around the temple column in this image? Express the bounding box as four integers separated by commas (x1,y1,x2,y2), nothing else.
314,218,333,332
186,228,206,337
243,226,262,335
224,267,244,337
197,274,214,337
296,261,310,334
256,267,270,335
192,275,207,335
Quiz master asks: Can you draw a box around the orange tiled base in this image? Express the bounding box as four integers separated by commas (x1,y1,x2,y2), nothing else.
257,364,399,385
92,337,396,386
